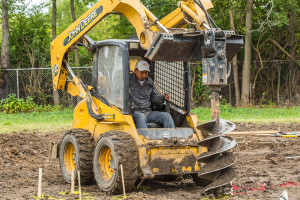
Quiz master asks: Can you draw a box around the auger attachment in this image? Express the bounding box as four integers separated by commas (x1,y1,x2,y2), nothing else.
197,119,237,194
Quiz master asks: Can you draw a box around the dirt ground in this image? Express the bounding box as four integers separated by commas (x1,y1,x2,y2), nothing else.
1,122,300,200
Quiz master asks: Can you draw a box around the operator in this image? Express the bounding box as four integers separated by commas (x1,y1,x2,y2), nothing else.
130,60,175,129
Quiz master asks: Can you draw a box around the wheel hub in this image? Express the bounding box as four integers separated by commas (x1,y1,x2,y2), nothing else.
99,146,114,181
64,142,76,173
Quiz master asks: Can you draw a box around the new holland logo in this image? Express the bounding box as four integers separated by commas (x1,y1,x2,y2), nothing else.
63,5,103,46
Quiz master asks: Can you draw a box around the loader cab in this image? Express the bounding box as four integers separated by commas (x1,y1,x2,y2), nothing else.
91,39,191,127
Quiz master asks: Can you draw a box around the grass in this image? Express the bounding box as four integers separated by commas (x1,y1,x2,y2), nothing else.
0,106,299,133
0,108,73,133
192,106,300,123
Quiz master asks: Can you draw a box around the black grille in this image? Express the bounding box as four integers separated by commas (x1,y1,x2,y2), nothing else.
154,61,185,108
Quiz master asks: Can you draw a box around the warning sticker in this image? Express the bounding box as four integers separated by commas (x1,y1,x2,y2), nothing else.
203,74,207,83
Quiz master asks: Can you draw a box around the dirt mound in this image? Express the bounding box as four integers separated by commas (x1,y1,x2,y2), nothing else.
235,122,300,132
1,126,300,199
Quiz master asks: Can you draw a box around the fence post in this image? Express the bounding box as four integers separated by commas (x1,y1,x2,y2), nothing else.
17,68,19,99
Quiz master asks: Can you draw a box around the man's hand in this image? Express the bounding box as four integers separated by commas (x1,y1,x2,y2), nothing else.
163,93,170,101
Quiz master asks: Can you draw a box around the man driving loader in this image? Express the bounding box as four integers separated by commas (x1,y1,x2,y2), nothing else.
130,60,175,129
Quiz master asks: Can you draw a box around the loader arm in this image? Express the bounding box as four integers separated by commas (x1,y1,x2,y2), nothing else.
51,0,163,92
160,0,213,30
50,0,216,93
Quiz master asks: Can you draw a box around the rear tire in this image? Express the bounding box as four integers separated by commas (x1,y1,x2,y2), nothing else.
59,129,95,184
93,131,138,193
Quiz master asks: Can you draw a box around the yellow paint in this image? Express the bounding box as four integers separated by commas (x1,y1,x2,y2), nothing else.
98,146,114,180
194,161,200,171
147,146,198,174
182,166,192,172
112,195,128,200
160,8,188,28
51,0,160,91
130,58,139,71
186,113,208,155
153,168,159,172
160,0,213,29
72,98,209,176
200,195,231,200
64,142,76,173
65,82,80,97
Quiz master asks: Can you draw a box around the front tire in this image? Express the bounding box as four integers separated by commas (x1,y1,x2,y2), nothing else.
93,131,138,193
59,129,95,184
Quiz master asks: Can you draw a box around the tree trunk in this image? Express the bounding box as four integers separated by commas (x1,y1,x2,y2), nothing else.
0,0,10,100
70,0,81,105
229,10,240,107
52,0,60,105
288,10,296,103
241,0,254,106
277,65,281,104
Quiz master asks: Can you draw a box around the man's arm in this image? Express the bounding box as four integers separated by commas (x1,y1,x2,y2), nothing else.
150,84,165,104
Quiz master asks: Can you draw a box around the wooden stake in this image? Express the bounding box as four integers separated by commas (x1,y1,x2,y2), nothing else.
136,179,144,189
71,170,75,194
38,168,42,198
78,171,81,200
50,142,58,160
120,164,126,198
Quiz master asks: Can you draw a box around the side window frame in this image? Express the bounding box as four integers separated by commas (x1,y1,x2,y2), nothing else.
91,41,130,114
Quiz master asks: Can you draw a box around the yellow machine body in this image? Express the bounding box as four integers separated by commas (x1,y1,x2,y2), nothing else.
73,97,206,177
52,0,241,192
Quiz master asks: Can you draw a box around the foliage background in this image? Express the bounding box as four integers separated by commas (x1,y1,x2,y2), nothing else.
0,0,299,106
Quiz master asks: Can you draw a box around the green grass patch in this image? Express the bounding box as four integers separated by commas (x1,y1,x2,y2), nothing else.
0,106,299,133
192,106,300,123
0,108,73,133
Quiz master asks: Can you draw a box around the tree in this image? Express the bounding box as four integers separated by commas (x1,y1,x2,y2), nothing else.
9,3,52,103
0,0,10,100
52,0,60,105
241,0,254,106
229,10,240,106
70,0,81,104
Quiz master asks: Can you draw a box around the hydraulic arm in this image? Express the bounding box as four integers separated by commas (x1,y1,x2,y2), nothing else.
50,0,242,122
51,0,166,93
50,0,228,94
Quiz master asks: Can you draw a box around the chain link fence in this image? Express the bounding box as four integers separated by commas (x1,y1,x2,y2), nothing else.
7,67,92,107
6,61,300,107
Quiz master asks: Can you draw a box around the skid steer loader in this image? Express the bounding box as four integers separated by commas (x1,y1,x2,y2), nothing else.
50,0,243,194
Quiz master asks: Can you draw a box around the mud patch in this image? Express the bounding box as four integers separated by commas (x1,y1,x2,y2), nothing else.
1,124,300,199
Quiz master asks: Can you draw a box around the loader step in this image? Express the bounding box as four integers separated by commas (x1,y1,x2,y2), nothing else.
137,128,194,140
198,152,236,176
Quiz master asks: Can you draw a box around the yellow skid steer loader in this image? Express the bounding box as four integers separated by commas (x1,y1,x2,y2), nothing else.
50,0,242,194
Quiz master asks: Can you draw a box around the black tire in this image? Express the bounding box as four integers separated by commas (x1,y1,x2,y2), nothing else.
59,129,95,185
93,131,138,193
